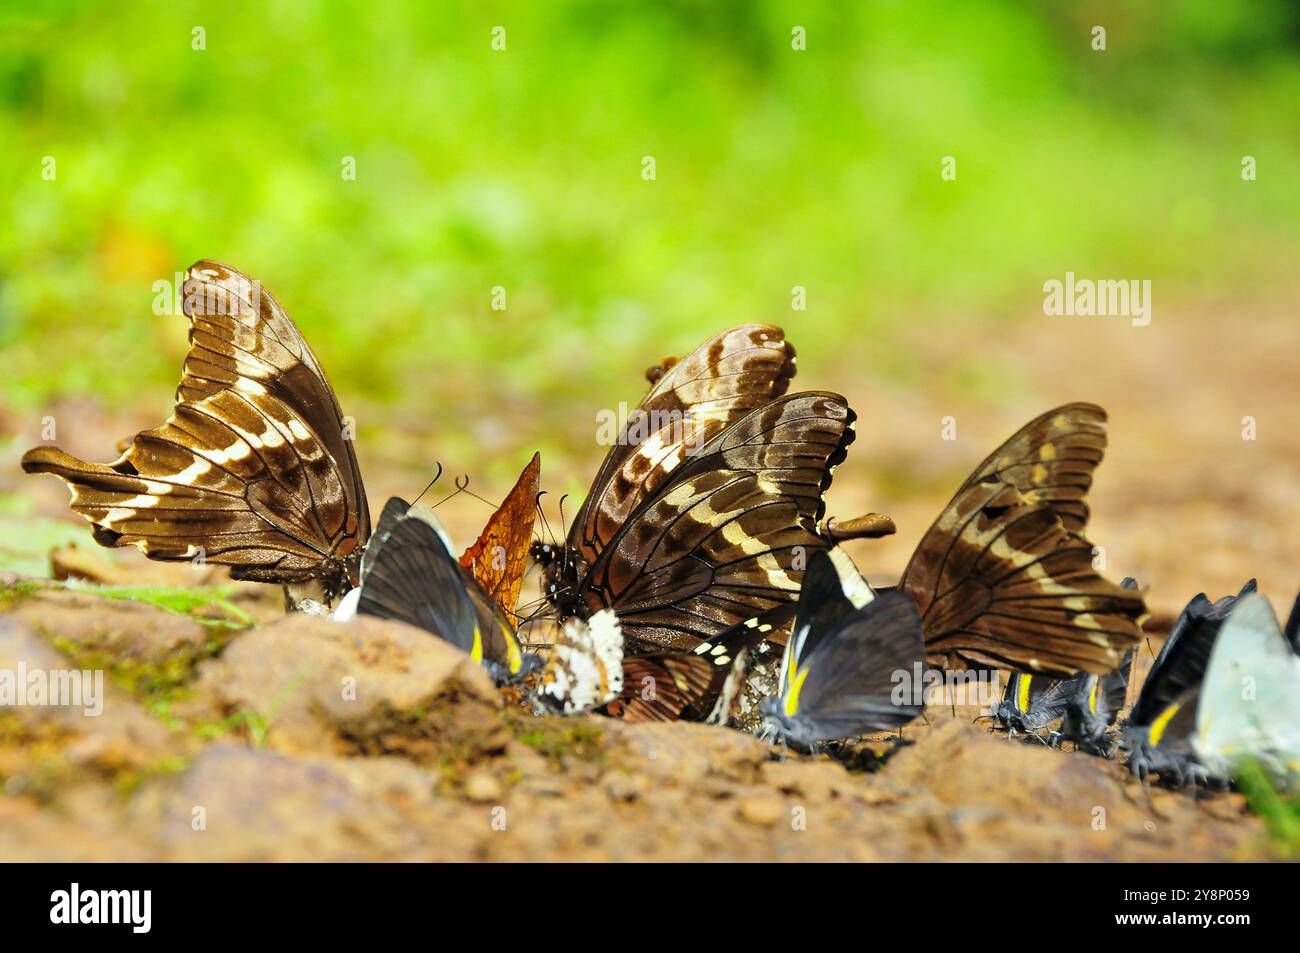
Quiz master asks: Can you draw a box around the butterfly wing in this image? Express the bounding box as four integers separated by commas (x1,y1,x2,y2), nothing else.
361,496,420,582
534,610,624,715
1194,593,1300,786
828,546,877,609
578,391,855,650
769,589,927,743
706,647,753,727
954,402,1108,532
612,604,797,722
355,499,533,680
1129,580,1255,726
1099,648,1134,718
21,260,369,598
998,673,1075,731
1283,589,1300,655
899,404,1143,676
785,549,859,681
459,452,540,622
568,324,796,568
616,654,719,723
1123,686,1205,783
356,505,479,657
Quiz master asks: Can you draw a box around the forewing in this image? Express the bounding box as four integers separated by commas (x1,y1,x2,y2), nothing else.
901,478,1144,676
569,325,795,565
785,590,927,740
459,452,540,621
788,548,858,675
956,403,1108,533
1130,582,1253,725
580,392,855,650
356,506,479,656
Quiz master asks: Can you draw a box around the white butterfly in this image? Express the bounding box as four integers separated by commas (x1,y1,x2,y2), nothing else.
1194,592,1300,790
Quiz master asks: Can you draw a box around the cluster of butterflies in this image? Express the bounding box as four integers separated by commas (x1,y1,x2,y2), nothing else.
999,578,1300,790
22,260,1296,793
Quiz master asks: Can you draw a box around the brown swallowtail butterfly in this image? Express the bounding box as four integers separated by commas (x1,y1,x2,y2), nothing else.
22,261,369,602
534,369,857,653
898,403,1145,676
533,325,853,649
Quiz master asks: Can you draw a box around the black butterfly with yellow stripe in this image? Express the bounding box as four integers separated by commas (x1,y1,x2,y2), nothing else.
761,549,927,748
1120,580,1255,784
346,496,541,685
1059,648,1133,755
994,671,1075,737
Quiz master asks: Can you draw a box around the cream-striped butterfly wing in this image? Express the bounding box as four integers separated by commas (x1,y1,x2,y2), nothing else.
22,260,369,600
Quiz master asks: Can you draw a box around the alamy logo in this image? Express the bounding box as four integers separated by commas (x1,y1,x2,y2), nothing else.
594,404,707,455
50,883,151,933
0,662,103,716
1042,272,1151,327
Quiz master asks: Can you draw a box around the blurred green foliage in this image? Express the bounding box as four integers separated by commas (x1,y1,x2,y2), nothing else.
1236,758,1300,856
2,0,1298,418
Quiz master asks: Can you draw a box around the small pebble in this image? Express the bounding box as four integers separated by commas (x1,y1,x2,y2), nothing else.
463,771,503,803
738,794,785,826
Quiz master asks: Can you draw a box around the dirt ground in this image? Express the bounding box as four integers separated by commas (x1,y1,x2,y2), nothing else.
1,302,1295,860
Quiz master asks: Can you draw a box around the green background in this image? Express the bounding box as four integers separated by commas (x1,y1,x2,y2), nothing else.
2,0,1299,525
4,1,1298,410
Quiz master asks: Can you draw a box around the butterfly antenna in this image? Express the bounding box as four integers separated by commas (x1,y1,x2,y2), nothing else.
432,475,471,509
534,491,556,546
557,493,571,573
411,462,444,507
455,474,501,511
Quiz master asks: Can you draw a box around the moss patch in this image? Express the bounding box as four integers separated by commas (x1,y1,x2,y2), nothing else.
510,714,606,767
0,578,43,611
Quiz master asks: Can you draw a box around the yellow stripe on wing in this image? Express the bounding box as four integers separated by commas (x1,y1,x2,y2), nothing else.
503,619,523,674
784,666,810,717
1017,674,1033,713
1148,700,1181,747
